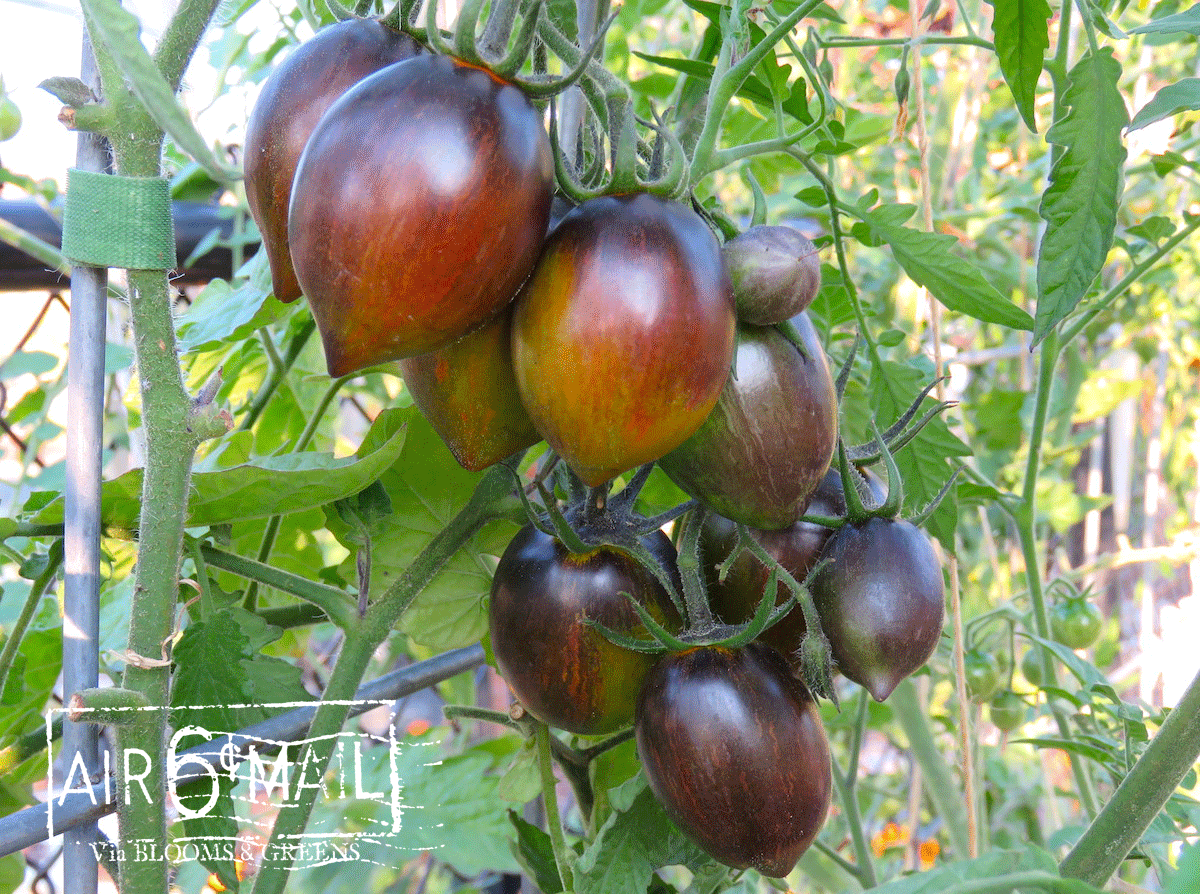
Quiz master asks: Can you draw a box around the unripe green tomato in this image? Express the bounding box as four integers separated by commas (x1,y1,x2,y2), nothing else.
0,95,20,142
989,690,1025,732
1049,598,1103,650
964,650,1001,702
1021,648,1047,688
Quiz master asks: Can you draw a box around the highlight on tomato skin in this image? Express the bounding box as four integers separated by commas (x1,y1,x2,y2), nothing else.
244,18,424,304
488,524,682,736
634,642,832,878
510,192,737,487
289,53,554,377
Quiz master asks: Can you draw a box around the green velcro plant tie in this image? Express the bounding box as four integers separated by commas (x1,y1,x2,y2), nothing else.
61,168,177,270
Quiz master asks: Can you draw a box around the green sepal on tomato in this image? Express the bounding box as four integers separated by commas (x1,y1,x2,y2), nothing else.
488,524,681,736
635,642,832,877
510,193,736,487
244,18,424,304
658,312,838,529
290,53,554,376
398,306,540,471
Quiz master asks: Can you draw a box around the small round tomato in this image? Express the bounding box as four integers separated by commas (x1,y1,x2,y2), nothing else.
1021,648,1047,687
244,19,423,303
488,525,680,735
989,690,1025,732
722,225,821,325
635,643,832,877
963,650,1001,702
510,193,736,486
398,306,541,471
1049,598,1104,650
659,313,838,529
811,517,945,702
290,54,554,375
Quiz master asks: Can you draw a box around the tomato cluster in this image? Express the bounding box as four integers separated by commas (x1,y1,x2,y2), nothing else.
247,19,948,882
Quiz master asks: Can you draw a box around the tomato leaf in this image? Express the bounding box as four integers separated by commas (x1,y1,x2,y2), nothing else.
1035,49,1128,343
79,0,239,183
855,206,1035,331
863,846,1094,893
509,811,565,894
178,252,284,352
575,776,718,894
1129,2,1200,36
1128,78,1200,132
30,408,409,528
985,0,1051,131
327,407,518,650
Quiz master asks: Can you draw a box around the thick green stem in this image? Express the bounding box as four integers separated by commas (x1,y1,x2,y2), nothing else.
891,678,972,857
239,319,316,431
1060,664,1200,886
537,721,576,893
832,691,877,886
0,543,62,698
1018,331,1100,818
249,467,513,894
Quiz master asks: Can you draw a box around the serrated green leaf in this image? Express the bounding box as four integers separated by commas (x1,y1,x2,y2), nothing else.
79,0,239,183
330,408,518,650
170,608,309,734
1129,2,1200,35
856,207,1035,330
175,776,240,892
496,739,541,803
31,408,408,528
575,779,717,894
1035,50,1129,342
509,811,564,893
0,628,60,746
986,0,1052,130
178,253,282,352
1128,78,1200,132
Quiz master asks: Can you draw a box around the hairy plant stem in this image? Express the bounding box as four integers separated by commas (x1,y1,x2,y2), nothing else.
537,721,576,893
249,465,514,894
0,542,62,698
891,678,971,857
1060,663,1200,886
74,3,225,887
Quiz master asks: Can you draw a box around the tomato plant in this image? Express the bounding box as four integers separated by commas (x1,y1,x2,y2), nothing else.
510,192,736,486
634,643,832,878
289,52,554,376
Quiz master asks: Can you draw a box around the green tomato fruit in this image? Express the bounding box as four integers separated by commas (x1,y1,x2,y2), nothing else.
989,690,1025,732
1049,598,1103,650
964,650,1001,702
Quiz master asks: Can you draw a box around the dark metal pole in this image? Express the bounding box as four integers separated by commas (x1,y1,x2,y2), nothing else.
62,31,108,894
0,645,487,857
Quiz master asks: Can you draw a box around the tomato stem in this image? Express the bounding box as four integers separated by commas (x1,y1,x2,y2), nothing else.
536,721,576,893
831,690,878,887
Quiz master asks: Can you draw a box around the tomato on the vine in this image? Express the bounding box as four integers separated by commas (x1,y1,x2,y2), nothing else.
1021,647,1047,687
290,53,554,376
963,650,1002,702
1049,597,1104,650
510,192,736,486
244,18,423,303
659,312,838,529
488,525,681,736
635,643,831,877
811,516,945,702
989,690,1026,732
